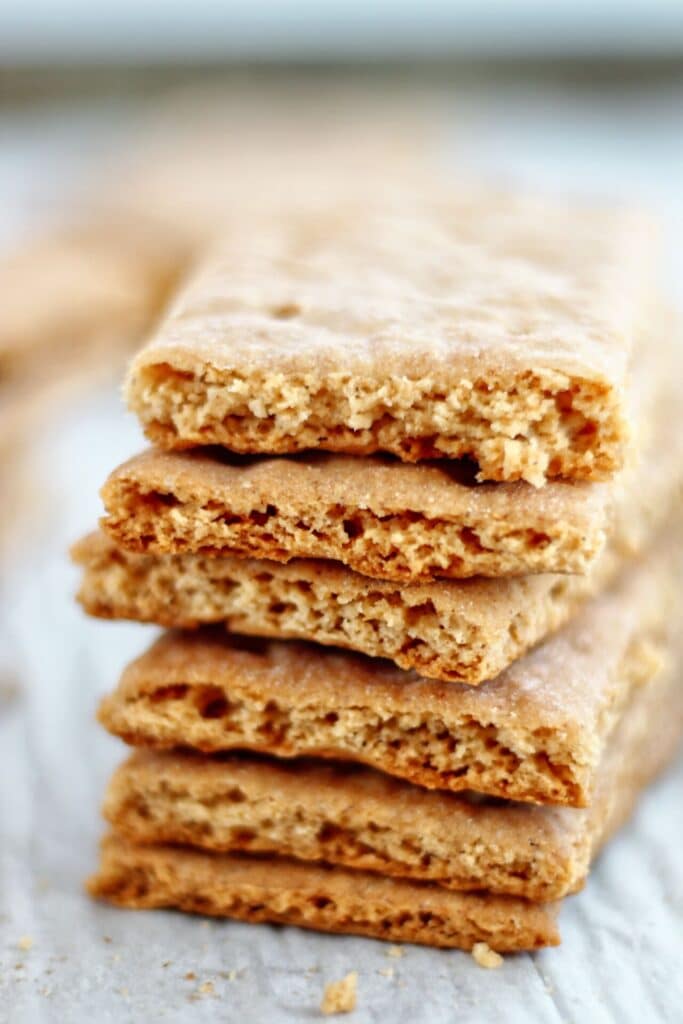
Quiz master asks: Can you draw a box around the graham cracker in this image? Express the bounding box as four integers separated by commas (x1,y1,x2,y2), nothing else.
73,528,605,684
100,447,609,580
102,644,683,900
95,532,681,807
125,190,657,485
100,344,681,581
88,836,560,953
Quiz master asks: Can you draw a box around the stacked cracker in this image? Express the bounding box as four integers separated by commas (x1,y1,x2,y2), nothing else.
75,191,683,954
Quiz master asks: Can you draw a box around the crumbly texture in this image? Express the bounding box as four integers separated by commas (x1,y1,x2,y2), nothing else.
321,972,357,1015
74,530,620,685
78,387,683,684
102,652,683,901
100,339,681,583
126,192,657,484
94,534,681,807
88,836,561,952
101,447,609,580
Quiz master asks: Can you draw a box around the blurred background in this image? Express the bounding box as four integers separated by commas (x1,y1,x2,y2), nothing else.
1,6,683,1018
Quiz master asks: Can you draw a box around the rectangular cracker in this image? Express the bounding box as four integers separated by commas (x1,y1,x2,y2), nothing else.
96,533,681,807
99,348,681,582
100,448,608,580
125,191,657,485
73,529,604,684
102,648,683,901
88,835,560,952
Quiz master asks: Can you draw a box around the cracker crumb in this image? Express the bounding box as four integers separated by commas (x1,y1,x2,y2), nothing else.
471,942,503,969
17,936,33,951
386,945,404,959
103,936,112,944
118,987,129,998
198,981,215,996
320,971,357,1015
377,967,394,979
185,971,196,981
0,671,21,703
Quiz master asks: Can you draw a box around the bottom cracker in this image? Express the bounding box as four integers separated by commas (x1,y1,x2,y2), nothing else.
89,836,560,952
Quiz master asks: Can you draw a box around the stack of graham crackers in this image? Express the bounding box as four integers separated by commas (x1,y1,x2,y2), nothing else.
74,190,683,955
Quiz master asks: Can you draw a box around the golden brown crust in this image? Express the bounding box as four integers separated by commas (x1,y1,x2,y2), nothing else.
79,387,683,682
94,534,681,807
73,529,621,685
126,192,657,484
105,752,581,901
102,649,683,902
100,341,682,583
101,447,608,580
88,835,561,952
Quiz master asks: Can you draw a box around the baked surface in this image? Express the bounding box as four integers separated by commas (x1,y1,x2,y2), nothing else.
74,528,616,684
95,534,681,807
103,652,683,901
88,836,560,952
100,354,681,582
125,192,657,484
81,368,683,679
101,447,609,580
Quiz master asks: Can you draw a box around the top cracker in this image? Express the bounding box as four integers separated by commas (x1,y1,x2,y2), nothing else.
126,190,657,484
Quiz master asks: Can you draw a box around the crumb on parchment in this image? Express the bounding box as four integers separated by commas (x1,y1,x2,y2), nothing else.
471,942,503,969
320,971,358,1015
17,936,34,951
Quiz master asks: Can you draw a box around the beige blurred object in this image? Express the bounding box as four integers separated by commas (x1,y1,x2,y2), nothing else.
93,84,449,251
0,223,187,383
0,346,124,552
0,219,187,546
